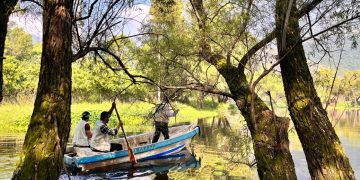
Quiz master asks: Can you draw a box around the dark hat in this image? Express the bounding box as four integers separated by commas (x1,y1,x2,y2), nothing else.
82,111,91,120
100,111,109,120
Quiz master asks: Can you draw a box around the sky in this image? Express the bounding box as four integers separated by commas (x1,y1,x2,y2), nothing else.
9,3,151,43
8,1,359,71
9,13,43,42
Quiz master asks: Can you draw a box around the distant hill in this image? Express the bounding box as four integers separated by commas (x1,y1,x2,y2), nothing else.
305,41,360,71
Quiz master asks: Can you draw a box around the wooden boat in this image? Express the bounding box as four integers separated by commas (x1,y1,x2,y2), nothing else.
60,149,200,179
64,125,200,171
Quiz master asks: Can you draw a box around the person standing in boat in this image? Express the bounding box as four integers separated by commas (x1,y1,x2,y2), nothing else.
90,102,123,152
152,97,179,143
72,111,92,147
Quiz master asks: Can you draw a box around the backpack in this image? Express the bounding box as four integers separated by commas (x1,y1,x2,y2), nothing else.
147,103,165,121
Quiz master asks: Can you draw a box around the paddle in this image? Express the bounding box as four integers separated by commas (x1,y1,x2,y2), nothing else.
114,104,137,166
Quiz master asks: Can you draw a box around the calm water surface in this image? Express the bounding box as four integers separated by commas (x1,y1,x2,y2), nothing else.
0,110,359,179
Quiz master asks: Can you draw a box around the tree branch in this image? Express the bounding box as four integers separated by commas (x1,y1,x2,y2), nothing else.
237,30,276,70
237,0,325,70
96,47,136,83
73,46,135,82
302,13,360,42
297,0,324,18
163,85,234,98
227,0,253,65
209,2,231,23
72,32,162,61
73,0,100,22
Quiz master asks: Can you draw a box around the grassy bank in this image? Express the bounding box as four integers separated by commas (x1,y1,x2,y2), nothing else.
0,102,222,135
1,101,356,135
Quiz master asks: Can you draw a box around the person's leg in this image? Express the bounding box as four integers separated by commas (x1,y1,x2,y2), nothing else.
110,143,123,152
152,122,161,143
161,122,170,140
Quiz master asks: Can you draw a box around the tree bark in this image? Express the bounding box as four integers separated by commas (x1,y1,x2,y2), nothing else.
0,0,18,102
190,0,296,178
12,0,73,179
223,66,296,179
275,0,355,179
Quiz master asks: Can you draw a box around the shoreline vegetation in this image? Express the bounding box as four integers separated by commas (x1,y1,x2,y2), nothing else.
0,102,221,135
1,101,358,135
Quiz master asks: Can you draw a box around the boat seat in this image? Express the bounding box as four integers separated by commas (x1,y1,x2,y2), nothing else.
74,147,103,157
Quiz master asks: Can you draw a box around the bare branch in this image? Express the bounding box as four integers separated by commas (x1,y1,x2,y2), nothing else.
237,0,326,70
73,0,100,22
227,0,254,65
163,85,234,98
73,46,135,82
108,32,164,45
237,30,276,70
209,2,231,23
95,51,123,72
302,13,360,42
73,32,163,61
95,47,136,83
325,48,343,110
297,0,324,18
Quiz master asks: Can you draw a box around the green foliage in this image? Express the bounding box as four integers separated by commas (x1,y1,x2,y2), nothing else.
0,102,219,134
0,103,34,133
150,0,183,29
5,27,34,60
72,59,122,102
313,67,360,108
254,71,287,108
1,28,41,102
3,56,39,102
245,67,360,110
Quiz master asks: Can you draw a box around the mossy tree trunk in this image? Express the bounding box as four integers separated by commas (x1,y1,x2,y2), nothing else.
0,0,18,102
12,0,73,179
275,0,355,179
191,0,296,178
222,66,296,179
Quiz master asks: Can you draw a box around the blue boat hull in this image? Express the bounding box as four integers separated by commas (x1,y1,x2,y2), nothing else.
64,125,199,171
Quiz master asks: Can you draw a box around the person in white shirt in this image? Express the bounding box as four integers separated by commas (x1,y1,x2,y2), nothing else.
72,111,92,147
152,98,179,143
90,102,123,152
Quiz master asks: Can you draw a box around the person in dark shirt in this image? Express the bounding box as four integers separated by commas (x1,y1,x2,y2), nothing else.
90,102,123,152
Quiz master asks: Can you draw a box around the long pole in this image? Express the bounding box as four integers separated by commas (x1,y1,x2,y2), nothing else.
114,105,137,166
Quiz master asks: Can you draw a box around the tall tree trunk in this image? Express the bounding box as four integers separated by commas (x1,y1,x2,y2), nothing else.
0,0,18,102
12,0,73,179
221,66,296,179
191,0,296,178
275,0,354,179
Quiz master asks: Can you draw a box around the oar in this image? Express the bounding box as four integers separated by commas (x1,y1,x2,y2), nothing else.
114,105,137,166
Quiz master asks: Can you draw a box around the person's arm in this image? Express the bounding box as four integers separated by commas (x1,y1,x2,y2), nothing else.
108,102,116,117
165,103,179,117
85,123,92,138
100,125,118,136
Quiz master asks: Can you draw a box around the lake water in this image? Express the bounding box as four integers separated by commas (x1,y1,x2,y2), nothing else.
0,110,359,179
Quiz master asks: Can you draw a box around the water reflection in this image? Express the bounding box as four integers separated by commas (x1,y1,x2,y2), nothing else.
0,136,23,180
290,109,360,179
195,117,255,167
60,149,200,179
